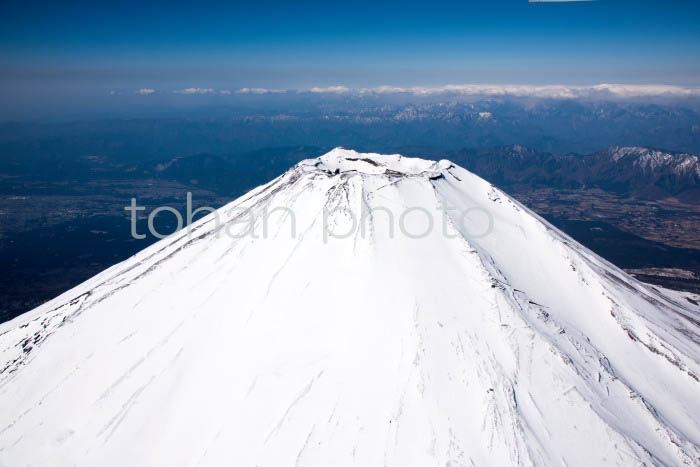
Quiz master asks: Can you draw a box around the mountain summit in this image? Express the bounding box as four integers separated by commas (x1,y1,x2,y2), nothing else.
1,148,699,466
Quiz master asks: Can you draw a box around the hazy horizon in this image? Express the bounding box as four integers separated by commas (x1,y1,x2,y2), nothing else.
2,0,700,119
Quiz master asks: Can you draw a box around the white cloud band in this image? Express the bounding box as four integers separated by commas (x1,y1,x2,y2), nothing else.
173,88,216,95
133,84,700,99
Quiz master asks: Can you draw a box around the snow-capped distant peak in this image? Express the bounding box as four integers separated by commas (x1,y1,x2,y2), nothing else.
606,146,700,177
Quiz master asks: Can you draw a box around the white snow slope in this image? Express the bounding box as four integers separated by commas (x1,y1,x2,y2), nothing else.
1,148,700,467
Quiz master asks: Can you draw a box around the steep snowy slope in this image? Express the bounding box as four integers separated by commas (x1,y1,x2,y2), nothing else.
1,148,700,466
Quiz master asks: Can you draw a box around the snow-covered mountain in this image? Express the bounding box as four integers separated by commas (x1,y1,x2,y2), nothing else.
1,148,700,466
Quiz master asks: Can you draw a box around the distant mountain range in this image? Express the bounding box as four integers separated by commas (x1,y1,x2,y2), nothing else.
2,98,700,155
446,145,700,202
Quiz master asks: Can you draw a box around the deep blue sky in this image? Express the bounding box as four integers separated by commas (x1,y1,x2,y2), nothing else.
1,0,699,117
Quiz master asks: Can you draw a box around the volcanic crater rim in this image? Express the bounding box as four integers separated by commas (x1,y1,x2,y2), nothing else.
301,147,452,177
